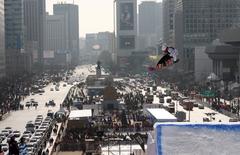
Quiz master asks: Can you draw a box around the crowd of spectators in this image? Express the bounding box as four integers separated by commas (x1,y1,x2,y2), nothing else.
0,77,32,116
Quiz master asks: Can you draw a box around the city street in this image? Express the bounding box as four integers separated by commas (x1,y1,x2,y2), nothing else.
0,81,71,132
0,65,98,133
156,87,230,122
139,81,230,123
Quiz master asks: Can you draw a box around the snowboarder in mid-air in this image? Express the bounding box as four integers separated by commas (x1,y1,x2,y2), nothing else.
148,44,179,71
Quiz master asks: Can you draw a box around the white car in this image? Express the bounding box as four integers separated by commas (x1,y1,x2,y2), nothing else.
198,103,204,109
1,129,10,137
34,120,42,126
0,133,6,142
35,129,46,134
23,131,32,136
29,137,38,143
39,126,48,131
41,122,50,127
13,130,21,138
33,132,43,140
21,134,31,142
26,144,35,153
1,143,8,152
5,127,13,133
36,115,43,120
27,141,38,148
44,116,52,122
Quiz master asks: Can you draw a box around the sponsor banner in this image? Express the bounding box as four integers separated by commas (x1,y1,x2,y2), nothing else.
119,35,135,49
120,3,134,30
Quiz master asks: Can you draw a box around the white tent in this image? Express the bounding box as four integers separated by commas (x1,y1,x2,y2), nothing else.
69,109,92,120
147,108,177,122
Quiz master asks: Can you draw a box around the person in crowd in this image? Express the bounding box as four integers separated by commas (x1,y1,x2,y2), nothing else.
19,137,27,155
8,135,19,155
0,145,4,155
38,148,42,155
45,149,49,155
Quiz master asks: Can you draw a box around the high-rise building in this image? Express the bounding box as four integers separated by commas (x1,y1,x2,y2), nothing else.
85,32,113,53
0,0,5,78
4,0,26,76
138,1,162,49
85,33,98,53
116,0,137,68
53,3,79,66
175,0,240,75
24,0,46,65
45,14,68,52
162,0,176,46
97,32,114,53
156,2,163,43
85,32,114,63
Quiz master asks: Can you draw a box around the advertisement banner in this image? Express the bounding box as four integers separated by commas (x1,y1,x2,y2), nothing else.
119,35,135,49
120,3,134,30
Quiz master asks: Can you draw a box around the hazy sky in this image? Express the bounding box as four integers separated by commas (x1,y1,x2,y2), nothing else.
46,0,162,38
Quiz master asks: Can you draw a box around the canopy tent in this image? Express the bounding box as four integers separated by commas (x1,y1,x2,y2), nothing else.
146,108,177,122
69,109,92,120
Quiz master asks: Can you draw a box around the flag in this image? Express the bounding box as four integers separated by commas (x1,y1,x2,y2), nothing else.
130,133,145,152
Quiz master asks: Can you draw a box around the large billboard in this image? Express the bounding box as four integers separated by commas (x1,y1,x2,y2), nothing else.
118,56,129,67
119,35,135,49
120,3,134,30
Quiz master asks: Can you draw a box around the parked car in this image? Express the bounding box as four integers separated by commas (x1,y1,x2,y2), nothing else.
35,118,42,123
21,134,31,142
25,121,35,133
12,130,21,138
0,133,6,141
26,143,35,153
198,103,204,109
23,131,32,136
32,132,43,141
34,120,42,127
1,143,8,152
36,115,43,120
1,129,10,137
